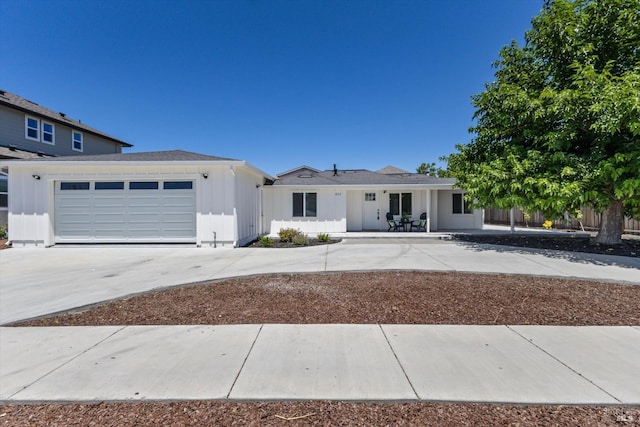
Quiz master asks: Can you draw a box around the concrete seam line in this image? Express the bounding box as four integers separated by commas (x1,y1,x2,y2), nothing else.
505,325,622,404
324,244,329,272
378,324,419,400
512,252,567,276
226,324,263,399
411,243,456,271
7,326,127,399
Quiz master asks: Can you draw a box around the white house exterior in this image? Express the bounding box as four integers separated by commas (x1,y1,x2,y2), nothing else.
1,150,271,247
263,166,483,235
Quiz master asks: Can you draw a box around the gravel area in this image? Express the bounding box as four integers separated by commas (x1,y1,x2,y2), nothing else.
5,234,640,425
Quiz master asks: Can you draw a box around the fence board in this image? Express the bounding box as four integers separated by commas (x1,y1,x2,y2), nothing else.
484,207,640,234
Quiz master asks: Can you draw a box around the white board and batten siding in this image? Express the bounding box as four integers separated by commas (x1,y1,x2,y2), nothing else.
263,187,347,235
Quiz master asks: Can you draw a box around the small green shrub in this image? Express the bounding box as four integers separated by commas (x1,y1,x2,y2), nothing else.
0,222,7,240
279,228,301,243
292,233,309,246
317,233,330,242
258,235,273,247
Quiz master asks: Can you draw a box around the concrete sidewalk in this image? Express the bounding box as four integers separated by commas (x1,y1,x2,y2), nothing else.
2,325,639,404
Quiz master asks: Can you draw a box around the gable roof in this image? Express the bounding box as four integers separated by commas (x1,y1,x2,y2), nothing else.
0,89,132,147
271,167,456,187
377,165,410,174
276,165,321,178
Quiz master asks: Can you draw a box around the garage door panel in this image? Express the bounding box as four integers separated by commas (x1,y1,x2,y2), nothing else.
55,181,196,243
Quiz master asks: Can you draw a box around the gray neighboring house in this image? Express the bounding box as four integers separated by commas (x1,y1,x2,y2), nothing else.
0,90,132,225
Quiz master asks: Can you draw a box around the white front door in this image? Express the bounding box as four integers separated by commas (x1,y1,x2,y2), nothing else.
362,191,379,230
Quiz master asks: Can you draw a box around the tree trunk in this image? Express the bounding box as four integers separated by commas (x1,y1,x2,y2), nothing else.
595,200,624,245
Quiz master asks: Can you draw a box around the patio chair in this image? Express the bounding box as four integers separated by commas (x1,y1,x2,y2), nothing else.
411,212,427,232
386,212,403,231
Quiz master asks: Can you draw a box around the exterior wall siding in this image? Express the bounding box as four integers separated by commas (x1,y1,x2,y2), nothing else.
263,188,347,235
436,190,483,230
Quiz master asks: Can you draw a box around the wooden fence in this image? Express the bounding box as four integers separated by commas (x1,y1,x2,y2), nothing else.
484,207,640,234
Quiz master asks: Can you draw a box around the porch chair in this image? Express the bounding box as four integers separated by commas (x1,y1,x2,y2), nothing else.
386,212,403,231
411,212,427,232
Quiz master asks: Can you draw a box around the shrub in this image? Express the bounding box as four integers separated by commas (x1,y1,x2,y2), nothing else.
292,233,309,246
317,233,330,242
0,222,7,240
542,220,553,230
278,228,301,243
258,235,273,247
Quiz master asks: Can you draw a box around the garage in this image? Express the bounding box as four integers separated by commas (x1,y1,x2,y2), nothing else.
54,180,196,243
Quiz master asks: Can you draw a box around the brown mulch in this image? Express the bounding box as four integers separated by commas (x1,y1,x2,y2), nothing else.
16,272,640,326
1,401,639,426
0,239,9,250
454,232,640,258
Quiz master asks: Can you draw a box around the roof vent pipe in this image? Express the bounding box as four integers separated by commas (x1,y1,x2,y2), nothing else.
333,164,338,176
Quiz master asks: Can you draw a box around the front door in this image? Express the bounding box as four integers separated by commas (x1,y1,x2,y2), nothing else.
362,191,379,230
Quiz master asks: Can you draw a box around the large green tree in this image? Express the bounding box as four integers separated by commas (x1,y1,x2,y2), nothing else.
447,0,640,244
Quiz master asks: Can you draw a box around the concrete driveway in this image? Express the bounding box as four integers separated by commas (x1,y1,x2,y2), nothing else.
1,238,638,325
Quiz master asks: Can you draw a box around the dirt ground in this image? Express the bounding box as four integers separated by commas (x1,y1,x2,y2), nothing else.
4,235,639,426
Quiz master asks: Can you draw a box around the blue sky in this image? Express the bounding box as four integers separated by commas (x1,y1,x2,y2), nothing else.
2,0,543,176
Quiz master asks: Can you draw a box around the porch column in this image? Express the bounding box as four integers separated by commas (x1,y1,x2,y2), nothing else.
425,189,431,233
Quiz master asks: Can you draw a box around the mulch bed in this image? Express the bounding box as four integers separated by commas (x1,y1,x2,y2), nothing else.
15,272,640,326
2,401,638,426
454,233,640,258
244,238,341,248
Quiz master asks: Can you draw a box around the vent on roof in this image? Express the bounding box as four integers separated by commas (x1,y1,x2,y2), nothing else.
59,112,66,117
8,145,16,151
25,99,39,106
298,174,313,178
37,151,46,157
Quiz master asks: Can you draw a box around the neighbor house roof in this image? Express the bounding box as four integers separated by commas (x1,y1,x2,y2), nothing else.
0,89,132,147
0,146,53,160
377,165,410,174
271,167,456,187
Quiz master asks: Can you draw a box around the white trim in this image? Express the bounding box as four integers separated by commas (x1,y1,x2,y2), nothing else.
72,130,84,152
25,115,40,141
41,121,55,145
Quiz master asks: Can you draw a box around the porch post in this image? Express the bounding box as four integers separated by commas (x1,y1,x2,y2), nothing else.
425,189,431,233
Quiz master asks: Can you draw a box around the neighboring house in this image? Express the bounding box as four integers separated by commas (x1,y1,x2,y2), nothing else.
262,165,483,234
1,150,272,247
0,90,132,225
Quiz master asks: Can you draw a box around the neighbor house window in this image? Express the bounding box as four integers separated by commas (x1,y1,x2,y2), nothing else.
25,116,40,141
41,121,55,144
389,193,412,216
365,192,376,201
452,193,472,214
293,192,317,217
72,131,83,152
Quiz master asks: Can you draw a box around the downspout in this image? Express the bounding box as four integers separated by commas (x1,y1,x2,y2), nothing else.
230,166,238,247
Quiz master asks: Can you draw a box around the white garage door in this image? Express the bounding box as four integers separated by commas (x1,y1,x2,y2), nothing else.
55,180,196,243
